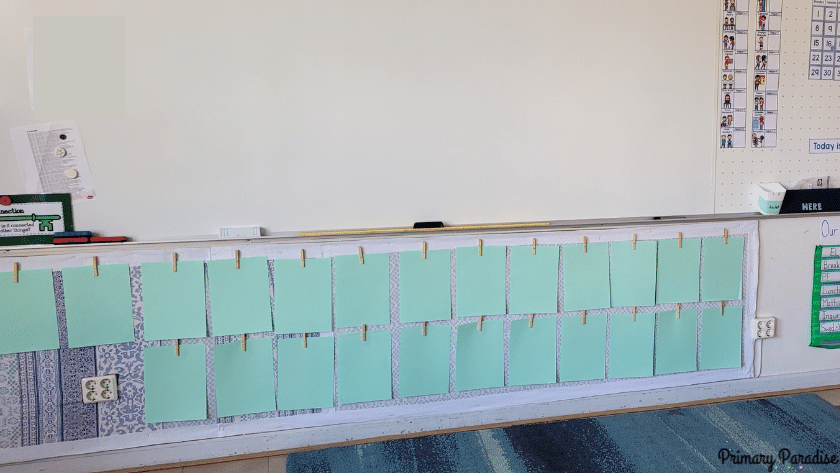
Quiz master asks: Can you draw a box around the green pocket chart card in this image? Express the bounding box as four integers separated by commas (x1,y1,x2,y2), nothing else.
143,343,207,423
655,308,698,375
336,329,392,404
455,319,503,391
274,257,333,334
656,238,701,304
334,253,390,329
277,336,334,410
399,325,451,397
508,316,557,386
699,306,742,370
610,240,657,308
141,260,207,341
608,312,655,379
206,256,273,337
399,249,451,323
0,268,60,355
509,245,559,315
214,337,276,417
455,246,506,317
562,242,610,312
62,264,135,348
810,246,840,348
701,237,745,302
558,313,607,382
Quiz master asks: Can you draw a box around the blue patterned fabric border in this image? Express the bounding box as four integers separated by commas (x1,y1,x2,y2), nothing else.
0,354,21,449
59,347,97,442
36,350,61,444
18,353,37,446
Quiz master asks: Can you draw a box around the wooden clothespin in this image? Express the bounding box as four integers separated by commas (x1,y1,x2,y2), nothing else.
172,253,178,272
583,236,588,253
301,249,305,268
93,256,99,277
478,239,483,256
175,339,180,356
632,234,637,250
721,300,725,315
529,314,535,328
303,333,307,348
582,310,587,325
422,321,427,336
478,316,483,331
362,324,367,341
724,228,729,244
676,303,681,319
241,333,246,351
358,246,364,264
632,306,636,322
13,262,19,283
678,232,683,248
532,238,537,255
235,250,241,269
422,242,427,259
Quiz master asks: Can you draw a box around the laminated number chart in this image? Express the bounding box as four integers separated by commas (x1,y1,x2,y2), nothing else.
809,0,840,80
811,245,840,347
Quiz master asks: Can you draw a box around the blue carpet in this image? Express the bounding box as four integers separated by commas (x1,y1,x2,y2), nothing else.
287,394,840,472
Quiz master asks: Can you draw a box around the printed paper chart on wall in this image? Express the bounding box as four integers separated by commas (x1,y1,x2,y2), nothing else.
721,0,749,148
809,0,840,80
753,0,782,148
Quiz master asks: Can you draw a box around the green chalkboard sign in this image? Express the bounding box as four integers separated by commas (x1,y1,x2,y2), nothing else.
0,193,73,246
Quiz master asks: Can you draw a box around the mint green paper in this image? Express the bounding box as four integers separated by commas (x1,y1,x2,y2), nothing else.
509,246,559,315
274,258,332,334
608,312,655,379
509,316,557,386
455,246,506,317
700,306,743,370
0,269,59,355
141,260,207,341
610,240,657,308
336,330,391,404
277,336,334,410
701,237,745,302
399,325,451,397
334,253,390,328
143,343,207,423
63,264,135,348
207,257,272,336
656,238,701,304
562,243,610,311
559,313,607,382
655,309,698,375
214,337,276,417
455,319,503,391
399,250,451,323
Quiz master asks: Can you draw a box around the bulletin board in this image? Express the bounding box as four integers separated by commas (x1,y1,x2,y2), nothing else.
717,0,840,212
0,220,758,461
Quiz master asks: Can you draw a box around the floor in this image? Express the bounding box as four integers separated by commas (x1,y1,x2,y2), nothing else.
135,389,840,473
141,456,286,473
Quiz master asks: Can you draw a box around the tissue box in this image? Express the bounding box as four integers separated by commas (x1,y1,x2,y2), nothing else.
754,183,786,215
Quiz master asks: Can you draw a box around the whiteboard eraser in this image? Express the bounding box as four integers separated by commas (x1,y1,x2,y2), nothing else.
219,226,263,238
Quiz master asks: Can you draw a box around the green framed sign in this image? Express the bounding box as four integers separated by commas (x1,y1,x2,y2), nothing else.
0,193,74,246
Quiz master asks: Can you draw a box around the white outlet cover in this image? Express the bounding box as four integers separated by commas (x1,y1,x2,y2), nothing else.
81,374,118,404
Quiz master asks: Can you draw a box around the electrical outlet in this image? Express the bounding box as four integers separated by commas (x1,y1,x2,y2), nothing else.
81,375,118,404
751,317,777,339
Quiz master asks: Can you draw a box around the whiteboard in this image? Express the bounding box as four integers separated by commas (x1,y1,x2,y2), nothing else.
1,0,719,240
